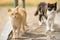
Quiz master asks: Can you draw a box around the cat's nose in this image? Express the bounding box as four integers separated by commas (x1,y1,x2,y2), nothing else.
15,16,16,18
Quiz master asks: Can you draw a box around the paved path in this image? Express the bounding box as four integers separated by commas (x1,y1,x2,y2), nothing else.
0,7,60,40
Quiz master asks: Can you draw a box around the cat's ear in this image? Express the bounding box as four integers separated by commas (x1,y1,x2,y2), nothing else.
55,2,57,5
48,3,50,7
16,6,19,11
7,8,11,12
55,2,57,6
54,2,57,10
53,2,57,6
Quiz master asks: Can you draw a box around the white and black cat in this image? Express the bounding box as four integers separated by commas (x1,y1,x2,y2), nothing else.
34,2,57,32
46,2,57,32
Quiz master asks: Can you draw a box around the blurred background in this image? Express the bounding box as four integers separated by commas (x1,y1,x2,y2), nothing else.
0,0,60,8
0,0,60,34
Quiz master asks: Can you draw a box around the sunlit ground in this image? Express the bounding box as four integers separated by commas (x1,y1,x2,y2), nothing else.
0,0,60,33
0,7,60,33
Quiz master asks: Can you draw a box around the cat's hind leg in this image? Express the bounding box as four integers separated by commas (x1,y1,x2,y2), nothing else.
39,14,43,26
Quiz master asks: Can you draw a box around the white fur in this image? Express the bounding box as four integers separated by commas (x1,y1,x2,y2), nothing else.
39,11,41,15
46,20,50,31
9,16,13,21
11,16,15,18
50,21,54,31
47,9,54,15
38,9,55,32
46,10,55,32
38,11,43,26
39,21,42,26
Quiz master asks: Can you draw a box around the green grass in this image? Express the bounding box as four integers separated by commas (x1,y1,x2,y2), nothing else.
26,2,35,6
0,2,36,7
0,2,14,7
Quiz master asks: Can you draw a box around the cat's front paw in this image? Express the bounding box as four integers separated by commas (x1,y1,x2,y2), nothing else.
46,27,50,32
39,21,42,26
51,28,54,32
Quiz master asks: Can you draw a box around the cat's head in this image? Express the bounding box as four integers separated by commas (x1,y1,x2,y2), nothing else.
48,2,57,11
7,7,20,19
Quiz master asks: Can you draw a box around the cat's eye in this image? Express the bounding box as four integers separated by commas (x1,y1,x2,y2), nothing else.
11,13,13,15
16,13,18,14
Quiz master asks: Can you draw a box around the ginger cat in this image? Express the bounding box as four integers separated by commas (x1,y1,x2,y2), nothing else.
8,7,27,38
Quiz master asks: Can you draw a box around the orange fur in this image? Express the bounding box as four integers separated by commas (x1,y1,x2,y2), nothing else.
8,7,27,38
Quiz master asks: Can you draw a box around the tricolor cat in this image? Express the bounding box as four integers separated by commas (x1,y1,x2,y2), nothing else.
34,2,57,32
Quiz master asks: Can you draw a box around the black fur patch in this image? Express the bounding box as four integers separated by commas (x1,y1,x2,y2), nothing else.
48,2,57,11
34,2,47,21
